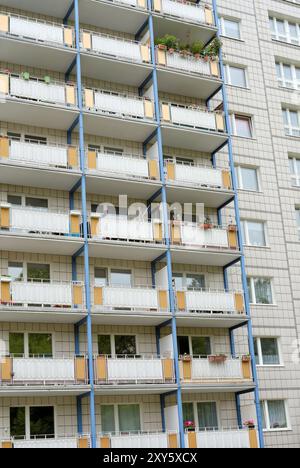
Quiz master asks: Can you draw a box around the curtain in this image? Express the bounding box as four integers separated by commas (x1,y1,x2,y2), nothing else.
118,405,141,433
268,401,287,429
197,402,218,430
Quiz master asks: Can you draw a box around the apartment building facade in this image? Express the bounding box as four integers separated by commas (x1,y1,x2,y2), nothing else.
0,0,298,449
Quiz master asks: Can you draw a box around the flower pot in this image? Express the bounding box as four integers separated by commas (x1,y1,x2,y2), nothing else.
242,355,251,362
209,355,227,364
203,223,213,230
168,48,175,54
182,354,192,362
228,225,237,232
194,54,201,60
158,44,167,50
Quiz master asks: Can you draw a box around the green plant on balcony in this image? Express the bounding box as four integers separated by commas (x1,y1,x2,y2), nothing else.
190,40,205,59
202,37,222,60
21,71,30,80
155,34,179,52
179,43,191,56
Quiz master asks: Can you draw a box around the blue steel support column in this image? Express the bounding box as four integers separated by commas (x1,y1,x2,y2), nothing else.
73,0,97,448
147,1,185,447
212,0,264,448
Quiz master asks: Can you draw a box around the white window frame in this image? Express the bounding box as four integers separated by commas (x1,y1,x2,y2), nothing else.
295,207,300,239
224,64,247,88
255,337,282,367
178,335,214,356
8,261,52,283
231,114,253,138
172,271,207,290
248,277,274,305
10,405,57,440
8,331,55,358
183,401,220,430
97,333,139,357
100,403,143,434
219,17,242,40
276,62,300,90
283,109,300,137
261,400,290,432
94,267,134,287
289,156,300,186
241,220,267,247
235,165,259,192
270,17,300,46
6,193,49,210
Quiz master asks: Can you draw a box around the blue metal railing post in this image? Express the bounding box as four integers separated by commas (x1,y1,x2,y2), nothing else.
212,0,264,448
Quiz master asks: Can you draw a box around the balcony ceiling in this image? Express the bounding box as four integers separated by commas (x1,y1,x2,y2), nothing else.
0,99,79,131
176,313,249,329
0,233,84,257
157,68,222,100
85,174,162,200
166,185,234,208
83,112,157,142
0,163,81,192
92,311,172,326
81,53,152,87
0,0,72,19
89,241,166,262
161,125,228,153
170,247,241,267
0,308,87,324
94,384,177,396
0,385,91,398
0,37,76,74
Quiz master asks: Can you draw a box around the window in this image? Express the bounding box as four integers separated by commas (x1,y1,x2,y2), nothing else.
110,269,132,287
25,197,48,209
101,404,141,434
220,18,241,40
289,156,300,186
247,277,273,305
104,147,124,156
236,166,259,191
7,132,21,141
283,109,300,137
224,65,247,88
9,332,53,357
231,115,253,138
254,338,281,365
276,62,300,90
24,135,47,145
296,208,300,239
172,273,205,290
98,335,112,356
261,401,289,430
182,402,219,430
177,336,211,357
270,17,300,45
98,335,137,357
10,406,55,439
241,220,266,247
27,263,50,282
95,268,108,287
8,262,23,281
7,195,22,206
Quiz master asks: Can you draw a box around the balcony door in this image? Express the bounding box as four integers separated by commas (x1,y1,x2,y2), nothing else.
177,336,211,358
98,334,137,357
9,332,53,358
101,404,141,435
183,402,219,431
10,406,55,440
173,273,206,290
8,262,50,283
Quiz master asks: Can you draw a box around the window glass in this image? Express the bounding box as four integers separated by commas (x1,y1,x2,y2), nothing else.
254,278,272,304
10,407,26,438
118,405,141,433
186,274,205,291
229,66,246,87
254,338,259,365
197,402,218,430
25,197,48,209
24,135,47,145
177,336,190,355
110,270,132,287
114,335,136,356
30,406,54,438
27,264,50,282
261,338,280,365
101,405,115,433
172,273,184,290
247,221,266,246
94,268,108,287
98,335,112,356
191,337,211,357
268,401,287,429
223,19,240,39
8,262,23,281
182,403,194,426
240,167,258,191
7,195,22,206
260,402,267,429
28,333,52,357
104,147,123,156
235,116,252,138
9,333,24,356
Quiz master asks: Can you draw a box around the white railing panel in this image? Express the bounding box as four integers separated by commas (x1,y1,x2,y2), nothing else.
99,216,154,242
166,53,211,75
96,153,149,178
175,164,222,187
191,359,243,380
11,282,73,306
111,433,168,448
117,0,141,6
10,207,70,234
162,0,206,23
10,141,68,168
94,92,145,118
103,287,158,309
107,359,163,381
196,430,250,449
181,223,205,245
204,228,228,247
13,358,75,381
170,106,216,130
185,291,236,312
92,35,141,62
14,438,78,449
10,77,66,105
10,17,64,45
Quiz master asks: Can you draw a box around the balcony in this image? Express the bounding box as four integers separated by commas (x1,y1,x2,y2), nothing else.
0,137,80,190
180,356,254,393
156,49,221,99
80,30,152,85
184,428,258,449
165,160,233,207
160,102,228,153
83,88,157,141
1,435,91,449
86,150,161,198
94,355,175,389
0,12,76,72
0,356,89,393
0,72,78,131
99,431,178,448
89,215,165,262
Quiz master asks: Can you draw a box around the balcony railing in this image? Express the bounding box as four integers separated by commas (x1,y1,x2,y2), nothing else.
95,0,147,9
161,102,225,132
90,214,163,244
86,150,160,181
0,72,77,107
0,204,82,237
81,30,150,64
1,435,90,449
157,49,219,78
99,432,178,449
165,160,231,190
153,0,215,26
174,289,245,315
0,355,88,385
93,284,169,311
171,222,238,250
0,12,74,48
179,356,252,383
94,355,174,384
185,428,257,449
0,279,84,308
0,136,79,170
84,88,155,121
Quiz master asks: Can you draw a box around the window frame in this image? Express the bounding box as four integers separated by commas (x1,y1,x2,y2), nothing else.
270,16,300,46
172,272,206,291
231,114,253,138
276,62,300,90
97,334,139,357
261,400,290,432
241,219,267,247
8,331,55,358
235,165,260,192
8,261,51,283
283,109,300,137
10,405,56,440
224,64,247,88
7,194,49,210
100,403,143,435
182,401,220,431
219,17,242,40
254,337,282,367
94,267,134,287
177,335,214,357
247,277,274,305
289,156,300,186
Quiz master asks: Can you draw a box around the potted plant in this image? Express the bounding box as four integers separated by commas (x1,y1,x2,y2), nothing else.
184,420,195,432
208,354,227,364
179,43,191,57
242,354,251,362
203,216,213,230
191,41,204,59
181,353,192,362
227,216,236,232
202,38,222,61
244,419,255,430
